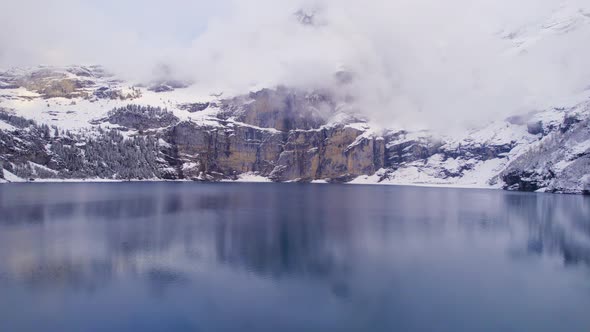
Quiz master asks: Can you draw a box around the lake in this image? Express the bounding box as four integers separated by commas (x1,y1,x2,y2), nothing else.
0,182,589,332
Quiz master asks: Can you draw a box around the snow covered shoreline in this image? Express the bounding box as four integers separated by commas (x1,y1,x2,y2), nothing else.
5,170,583,194
0,169,506,192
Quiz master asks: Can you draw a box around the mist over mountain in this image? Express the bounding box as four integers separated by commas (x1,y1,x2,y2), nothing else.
2,0,590,129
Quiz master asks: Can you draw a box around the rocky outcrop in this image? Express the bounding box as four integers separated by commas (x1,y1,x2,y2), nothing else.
220,87,332,131
150,87,384,182
167,121,284,179
147,80,191,93
93,86,142,100
1,66,140,101
166,88,386,182
165,121,386,182
502,102,590,194
384,131,442,166
269,126,384,182
502,126,590,194
11,68,93,99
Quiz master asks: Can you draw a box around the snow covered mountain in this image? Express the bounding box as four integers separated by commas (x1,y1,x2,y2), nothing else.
0,64,588,194
1,2,590,193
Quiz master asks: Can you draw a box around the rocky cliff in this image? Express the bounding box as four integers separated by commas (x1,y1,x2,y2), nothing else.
0,82,386,183
501,102,590,194
0,66,589,194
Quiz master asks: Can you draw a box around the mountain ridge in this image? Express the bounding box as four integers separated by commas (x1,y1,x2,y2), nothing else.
1,66,588,194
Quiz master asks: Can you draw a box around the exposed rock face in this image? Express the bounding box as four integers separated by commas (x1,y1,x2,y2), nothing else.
501,103,590,194
221,87,331,131
147,80,190,93
168,121,284,179
0,87,388,183
0,66,588,194
94,86,142,100
1,66,140,101
11,68,94,99
164,88,385,182
527,121,544,135
385,131,442,165
377,124,528,186
269,126,384,182
36,78,89,99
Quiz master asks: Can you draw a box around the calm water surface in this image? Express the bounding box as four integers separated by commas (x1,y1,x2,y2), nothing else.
0,183,589,332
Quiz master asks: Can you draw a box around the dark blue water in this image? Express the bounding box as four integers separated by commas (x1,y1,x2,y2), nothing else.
0,183,589,332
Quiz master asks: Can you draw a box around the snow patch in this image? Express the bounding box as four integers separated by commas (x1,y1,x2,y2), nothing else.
2,169,25,183
230,172,272,183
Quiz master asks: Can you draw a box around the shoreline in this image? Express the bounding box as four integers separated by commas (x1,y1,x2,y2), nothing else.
0,175,516,192
3,171,585,195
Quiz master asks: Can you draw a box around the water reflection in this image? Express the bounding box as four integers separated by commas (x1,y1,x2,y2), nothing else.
0,183,589,332
502,192,590,265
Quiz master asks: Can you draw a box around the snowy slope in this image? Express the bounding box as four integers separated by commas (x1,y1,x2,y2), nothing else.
0,66,226,130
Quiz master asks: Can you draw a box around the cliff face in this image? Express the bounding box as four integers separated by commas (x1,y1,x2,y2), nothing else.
166,88,385,182
168,121,284,180
1,66,589,194
501,103,590,194
167,121,385,182
223,87,329,132
269,126,384,182
0,83,387,183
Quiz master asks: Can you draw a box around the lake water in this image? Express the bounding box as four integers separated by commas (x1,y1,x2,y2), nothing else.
0,182,589,332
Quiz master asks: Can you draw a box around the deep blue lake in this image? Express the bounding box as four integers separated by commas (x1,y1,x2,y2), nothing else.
0,182,589,332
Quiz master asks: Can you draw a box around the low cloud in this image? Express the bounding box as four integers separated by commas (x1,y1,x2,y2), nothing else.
2,0,590,130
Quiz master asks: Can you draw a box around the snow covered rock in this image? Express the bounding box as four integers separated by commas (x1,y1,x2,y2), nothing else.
0,65,588,194
502,101,590,194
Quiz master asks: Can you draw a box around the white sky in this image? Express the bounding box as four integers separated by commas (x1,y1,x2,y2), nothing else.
0,0,228,69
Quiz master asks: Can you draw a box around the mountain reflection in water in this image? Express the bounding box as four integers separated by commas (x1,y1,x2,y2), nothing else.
0,182,589,332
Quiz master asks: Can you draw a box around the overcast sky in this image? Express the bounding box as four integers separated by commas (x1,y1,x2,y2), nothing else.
1,0,589,129
0,0,228,68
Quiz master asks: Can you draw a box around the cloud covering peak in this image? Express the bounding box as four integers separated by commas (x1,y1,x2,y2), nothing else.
2,0,590,130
